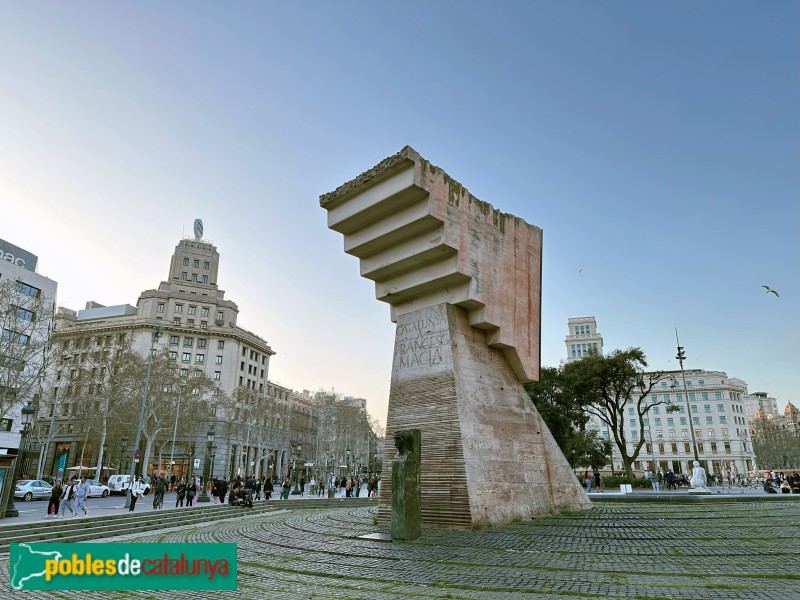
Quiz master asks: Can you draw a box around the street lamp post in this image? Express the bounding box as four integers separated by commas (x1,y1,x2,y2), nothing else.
291,443,303,494
198,426,215,503
5,402,35,517
167,384,186,487
676,328,700,463
125,327,160,509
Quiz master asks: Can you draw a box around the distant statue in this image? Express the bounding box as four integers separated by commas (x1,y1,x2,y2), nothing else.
690,460,707,489
391,428,421,541
193,218,204,240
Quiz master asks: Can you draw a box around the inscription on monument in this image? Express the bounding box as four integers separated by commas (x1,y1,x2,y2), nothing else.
394,310,450,371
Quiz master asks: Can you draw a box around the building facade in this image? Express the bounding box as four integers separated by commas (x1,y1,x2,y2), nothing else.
565,317,758,477
744,391,780,421
0,238,57,469
40,225,291,481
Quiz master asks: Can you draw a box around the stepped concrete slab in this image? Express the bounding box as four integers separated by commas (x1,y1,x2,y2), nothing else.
321,147,590,529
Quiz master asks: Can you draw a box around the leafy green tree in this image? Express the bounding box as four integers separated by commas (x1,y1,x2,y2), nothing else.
561,348,668,483
524,366,610,471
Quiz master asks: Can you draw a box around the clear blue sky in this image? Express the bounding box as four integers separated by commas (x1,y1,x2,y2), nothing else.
2,2,797,424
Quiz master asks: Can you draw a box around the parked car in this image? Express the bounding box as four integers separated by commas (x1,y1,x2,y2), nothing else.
85,479,110,498
107,474,149,495
14,480,53,502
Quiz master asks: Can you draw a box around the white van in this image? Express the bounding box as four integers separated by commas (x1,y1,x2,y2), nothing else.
108,475,150,496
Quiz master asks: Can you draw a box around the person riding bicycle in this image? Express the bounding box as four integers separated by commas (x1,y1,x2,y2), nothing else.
153,476,166,509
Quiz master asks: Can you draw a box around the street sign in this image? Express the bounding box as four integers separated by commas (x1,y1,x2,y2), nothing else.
134,448,140,460
194,459,200,469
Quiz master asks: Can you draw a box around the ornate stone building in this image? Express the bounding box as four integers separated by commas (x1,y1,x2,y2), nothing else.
39,225,296,481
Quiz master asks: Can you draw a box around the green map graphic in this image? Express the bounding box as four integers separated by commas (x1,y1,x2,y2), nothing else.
10,543,63,590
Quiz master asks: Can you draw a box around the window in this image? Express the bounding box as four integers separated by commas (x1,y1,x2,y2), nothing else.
204,261,210,270
667,418,674,426
688,392,695,401
216,355,222,365
682,429,689,438
202,275,208,284
2,329,29,345
14,282,40,297
183,337,194,347
698,380,704,385
188,306,197,315
669,429,675,438
187,319,194,326
214,371,221,381
181,272,188,281
571,345,576,358
168,351,177,359
671,443,678,453
658,443,664,453
653,407,660,415
191,274,198,282
175,304,183,314
703,405,711,413
183,258,189,266
181,352,191,362
721,428,729,437
202,308,209,317
180,368,188,378
661,381,668,388
701,392,709,401
196,354,204,364
217,312,224,322
698,442,704,454
200,321,207,329
169,335,179,346
714,392,722,400
193,259,200,268
719,416,726,424
690,405,697,413
684,442,691,453
706,416,713,425
662,395,669,404
654,418,662,426
695,429,702,439
692,417,700,425
631,431,638,439
717,403,724,412
708,429,715,437
173,318,181,325
656,430,663,438
193,370,201,378
197,339,207,348
10,306,35,321
724,442,731,453
686,380,692,387
217,341,224,349
711,442,717,453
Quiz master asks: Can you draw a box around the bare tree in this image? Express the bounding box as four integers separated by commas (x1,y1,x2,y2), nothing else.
0,278,55,422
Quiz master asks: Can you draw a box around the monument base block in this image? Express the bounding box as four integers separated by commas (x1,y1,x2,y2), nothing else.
378,303,591,530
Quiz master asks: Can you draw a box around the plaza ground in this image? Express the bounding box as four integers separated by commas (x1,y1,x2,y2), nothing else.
1,496,798,599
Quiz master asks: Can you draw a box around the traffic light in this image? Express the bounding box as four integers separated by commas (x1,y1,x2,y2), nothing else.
676,346,686,364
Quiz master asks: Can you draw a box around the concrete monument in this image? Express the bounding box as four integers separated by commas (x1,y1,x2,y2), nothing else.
320,146,591,529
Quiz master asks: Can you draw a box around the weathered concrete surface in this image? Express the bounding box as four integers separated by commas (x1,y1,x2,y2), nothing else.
378,304,590,529
321,148,589,529
320,146,542,382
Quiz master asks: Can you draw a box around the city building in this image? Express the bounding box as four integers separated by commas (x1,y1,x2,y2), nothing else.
0,238,57,471
563,316,603,364
564,317,758,478
39,224,292,481
744,391,780,420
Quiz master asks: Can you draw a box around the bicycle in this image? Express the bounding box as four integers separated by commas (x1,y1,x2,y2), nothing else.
153,490,164,510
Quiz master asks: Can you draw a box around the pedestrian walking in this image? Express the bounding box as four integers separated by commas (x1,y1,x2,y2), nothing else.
74,476,91,516
47,480,63,518
128,477,146,512
583,471,592,493
186,479,197,507
176,479,187,507
59,479,78,518
593,469,602,493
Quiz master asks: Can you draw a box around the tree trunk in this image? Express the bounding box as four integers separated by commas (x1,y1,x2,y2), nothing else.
622,456,636,484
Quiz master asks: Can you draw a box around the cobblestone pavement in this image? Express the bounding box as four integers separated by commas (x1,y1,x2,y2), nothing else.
2,500,798,599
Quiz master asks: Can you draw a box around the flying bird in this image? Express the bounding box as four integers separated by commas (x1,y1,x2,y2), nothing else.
762,285,779,297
